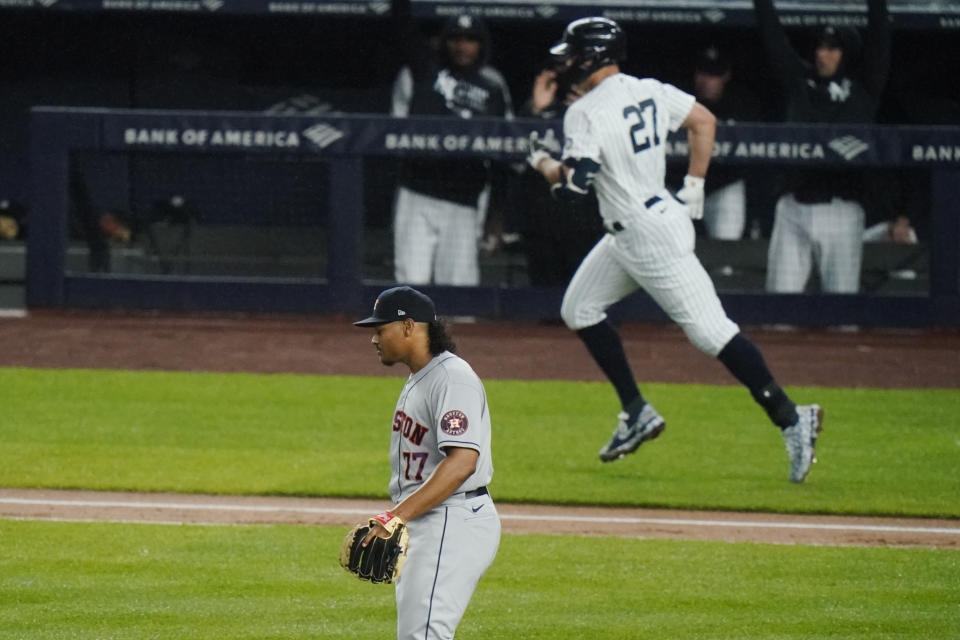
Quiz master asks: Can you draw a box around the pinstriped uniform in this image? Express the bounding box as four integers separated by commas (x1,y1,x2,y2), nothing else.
765,193,865,293
559,73,739,356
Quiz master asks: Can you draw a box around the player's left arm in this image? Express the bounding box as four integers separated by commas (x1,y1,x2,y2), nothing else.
363,447,478,543
681,101,716,179
675,101,716,219
862,0,891,99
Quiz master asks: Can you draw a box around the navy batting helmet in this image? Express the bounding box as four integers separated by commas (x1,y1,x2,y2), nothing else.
549,16,626,81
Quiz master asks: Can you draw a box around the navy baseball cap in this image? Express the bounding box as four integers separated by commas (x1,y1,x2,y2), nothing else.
353,286,437,327
443,14,487,40
695,45,730,75
815,26,844,49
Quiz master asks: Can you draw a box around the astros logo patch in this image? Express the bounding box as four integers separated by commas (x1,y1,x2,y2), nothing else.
441,410,469,435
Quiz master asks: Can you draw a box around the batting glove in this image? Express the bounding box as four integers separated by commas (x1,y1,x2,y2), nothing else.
676,175,706,220
526,130,560,172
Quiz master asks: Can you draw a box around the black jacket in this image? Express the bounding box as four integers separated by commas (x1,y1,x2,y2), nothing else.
391,0,513,206
754,0,890,203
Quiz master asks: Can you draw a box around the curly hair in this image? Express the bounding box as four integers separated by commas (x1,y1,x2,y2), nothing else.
428,319,457,355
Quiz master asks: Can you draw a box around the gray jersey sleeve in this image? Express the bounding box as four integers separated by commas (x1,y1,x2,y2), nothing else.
431,357,494,491
434,365,487,452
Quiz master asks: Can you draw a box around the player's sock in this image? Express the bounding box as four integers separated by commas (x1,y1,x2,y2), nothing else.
717,333,797,428
576,320,644,412
753,382,799,428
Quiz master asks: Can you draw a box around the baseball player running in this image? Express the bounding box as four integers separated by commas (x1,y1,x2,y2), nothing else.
354,286,499,639
528,17,823,482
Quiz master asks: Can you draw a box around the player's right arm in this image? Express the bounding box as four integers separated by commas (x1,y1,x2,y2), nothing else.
528,107,600,201
388,446,479,525
529,156,600,202
364,445,478,543
528,153,563,184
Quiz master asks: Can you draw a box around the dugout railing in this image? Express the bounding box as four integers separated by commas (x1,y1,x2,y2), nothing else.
26,107,960,327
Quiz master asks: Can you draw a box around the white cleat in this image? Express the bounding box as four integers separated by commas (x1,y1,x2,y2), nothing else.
782,404,824,483
598,403,666,463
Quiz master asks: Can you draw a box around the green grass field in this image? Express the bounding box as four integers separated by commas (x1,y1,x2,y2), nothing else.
1,366,959,639
2,520,958,640
2,367,958,516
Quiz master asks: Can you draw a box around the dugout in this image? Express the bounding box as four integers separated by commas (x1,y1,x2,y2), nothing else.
23,108,960,328
4,1,960,327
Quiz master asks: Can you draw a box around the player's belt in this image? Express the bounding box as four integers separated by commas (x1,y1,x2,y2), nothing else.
605,196,663,234
463,486,488,498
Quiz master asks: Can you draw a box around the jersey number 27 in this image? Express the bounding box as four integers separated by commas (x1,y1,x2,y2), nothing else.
623,99,660,153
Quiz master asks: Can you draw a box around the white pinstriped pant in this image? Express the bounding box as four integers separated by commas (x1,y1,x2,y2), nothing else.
561,193,739,357
765,193,865,294
393,186,481,286
703,179,747,240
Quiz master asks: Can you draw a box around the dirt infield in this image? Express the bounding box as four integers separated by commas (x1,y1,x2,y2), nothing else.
1,309,958,388
2,309,959,548
2,488,959,549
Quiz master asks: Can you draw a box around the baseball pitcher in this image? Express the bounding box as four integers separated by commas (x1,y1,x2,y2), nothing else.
345,286,499,639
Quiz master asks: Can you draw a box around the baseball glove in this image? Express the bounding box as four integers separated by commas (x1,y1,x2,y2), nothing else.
339,511,409,584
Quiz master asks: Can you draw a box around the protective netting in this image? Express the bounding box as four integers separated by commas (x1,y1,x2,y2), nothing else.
67,150,331,277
